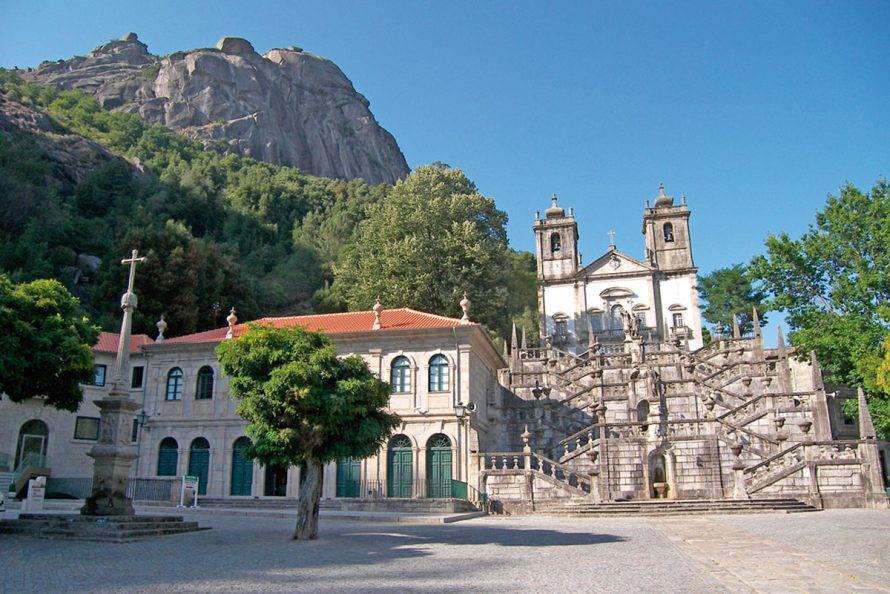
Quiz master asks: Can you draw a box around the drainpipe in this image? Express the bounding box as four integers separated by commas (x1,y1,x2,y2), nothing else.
453,327,464,481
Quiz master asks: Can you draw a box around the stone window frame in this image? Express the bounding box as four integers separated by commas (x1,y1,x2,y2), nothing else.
195,365,215,400
390,356,412,394
165,367,184,401
427,354,451,393
73,416,100,441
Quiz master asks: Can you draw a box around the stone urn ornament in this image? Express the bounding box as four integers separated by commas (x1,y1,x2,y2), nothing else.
798,420,812,434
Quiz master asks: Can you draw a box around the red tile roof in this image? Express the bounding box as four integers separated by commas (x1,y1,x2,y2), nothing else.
162,308,470,345
93,331,153,354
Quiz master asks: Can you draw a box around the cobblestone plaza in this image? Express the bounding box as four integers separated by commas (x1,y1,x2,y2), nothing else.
2,509,888,593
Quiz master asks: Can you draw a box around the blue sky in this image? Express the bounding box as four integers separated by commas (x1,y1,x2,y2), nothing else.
2,1,888,339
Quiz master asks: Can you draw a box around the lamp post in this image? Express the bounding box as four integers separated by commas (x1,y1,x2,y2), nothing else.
454,402,472,483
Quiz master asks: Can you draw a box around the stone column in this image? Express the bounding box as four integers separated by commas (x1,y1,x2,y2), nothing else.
82,250,145,516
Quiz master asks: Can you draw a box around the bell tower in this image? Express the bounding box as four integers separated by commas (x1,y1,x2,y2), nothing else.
642,183,695,272
534,194,579,281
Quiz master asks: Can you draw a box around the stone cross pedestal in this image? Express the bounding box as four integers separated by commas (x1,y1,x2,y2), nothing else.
81,250,146,516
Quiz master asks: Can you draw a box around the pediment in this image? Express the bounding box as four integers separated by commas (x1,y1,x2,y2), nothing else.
581,249,654,277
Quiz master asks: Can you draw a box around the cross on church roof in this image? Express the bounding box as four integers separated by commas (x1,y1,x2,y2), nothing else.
607,229,616,247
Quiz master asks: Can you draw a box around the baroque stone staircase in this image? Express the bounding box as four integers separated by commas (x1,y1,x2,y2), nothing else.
533,498,818,517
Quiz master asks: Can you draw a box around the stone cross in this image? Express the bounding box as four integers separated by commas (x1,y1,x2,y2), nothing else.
111,250,146,389
607,229,616,247
82,249,146,517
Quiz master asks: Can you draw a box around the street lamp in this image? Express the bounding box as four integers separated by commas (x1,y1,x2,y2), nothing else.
453,401,466,419
136,410,149,429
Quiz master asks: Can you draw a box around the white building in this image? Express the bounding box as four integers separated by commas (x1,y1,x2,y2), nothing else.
534,184,703,352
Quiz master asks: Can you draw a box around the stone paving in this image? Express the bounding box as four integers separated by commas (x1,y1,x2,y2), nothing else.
1,509,888,593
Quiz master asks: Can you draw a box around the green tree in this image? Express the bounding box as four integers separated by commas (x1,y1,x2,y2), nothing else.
0,275,99,411
216,325,399,540
749,180,890,435
333,164,523,336
697,264,769,336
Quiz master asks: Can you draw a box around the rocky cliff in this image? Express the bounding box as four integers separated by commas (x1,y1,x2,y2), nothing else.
22,33,409,185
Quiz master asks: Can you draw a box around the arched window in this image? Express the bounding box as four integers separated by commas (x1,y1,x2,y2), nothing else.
550,232,562,254
428,355,449,392
663,223,674,243
196,366,214,400
166,368,183,401
610,305,624,332
390,356,411,393
15,419,49,468
157,437,179,476
589,311,604,332
553,313,569,338
636,400,650,424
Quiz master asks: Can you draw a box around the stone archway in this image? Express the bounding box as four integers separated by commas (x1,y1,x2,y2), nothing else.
647,447,676,500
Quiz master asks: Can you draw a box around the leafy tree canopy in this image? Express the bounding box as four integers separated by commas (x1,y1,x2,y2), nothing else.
749,180,890,435
0,275,99,411
333,164,534,338
216,325,399,539
697,264,769,336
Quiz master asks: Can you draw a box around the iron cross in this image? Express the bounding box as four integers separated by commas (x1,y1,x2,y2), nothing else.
121,249,147,294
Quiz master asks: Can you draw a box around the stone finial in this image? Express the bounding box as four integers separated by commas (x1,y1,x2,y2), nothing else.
520,327,527,350
372,297,383,330
654,182,673,208
155,315,167,342
752,307,761,339
459,292,471,324
521,424,532,449
545,193,565,218
225,307,238,339
502,338,509,359
777,326,787,355
731,315,740,339
858,387,877,439
511,322,518,349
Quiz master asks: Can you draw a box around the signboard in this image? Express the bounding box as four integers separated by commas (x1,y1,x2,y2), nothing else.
22,476,46,512
178,475,200,508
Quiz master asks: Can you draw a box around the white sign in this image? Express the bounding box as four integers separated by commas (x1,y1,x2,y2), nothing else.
21,476,46,512
178,475,200,509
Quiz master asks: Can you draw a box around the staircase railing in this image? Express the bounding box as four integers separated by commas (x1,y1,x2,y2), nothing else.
11,452,47,491
481,451,591,495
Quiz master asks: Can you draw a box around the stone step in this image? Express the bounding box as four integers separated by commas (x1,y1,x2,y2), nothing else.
532,497,818,516
539,508,818,517
0,513,206,542
537,500,810,510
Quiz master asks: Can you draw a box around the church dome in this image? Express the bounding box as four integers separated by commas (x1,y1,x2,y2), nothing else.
545,193,565,218
654,183,674,208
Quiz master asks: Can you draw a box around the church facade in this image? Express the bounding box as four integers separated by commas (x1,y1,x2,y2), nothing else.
2,186,887,511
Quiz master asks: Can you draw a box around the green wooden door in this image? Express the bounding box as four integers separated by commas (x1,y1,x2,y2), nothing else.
230,437,253,496
157,438,178,476
426,434,453,498
336,458,361,497
188,438,210,495
387,435,413,498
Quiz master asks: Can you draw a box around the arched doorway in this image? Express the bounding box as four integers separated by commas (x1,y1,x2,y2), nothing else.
336,458,361,498
649,452,670,499
426,434,453,498
264,465,288,496
188,437,210,495
230,437,253,496
15,420,48,469
636,400,650,431
387,435,413,498
157,437,179,476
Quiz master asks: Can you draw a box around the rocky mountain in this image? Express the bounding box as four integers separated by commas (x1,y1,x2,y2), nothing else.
20,33,409,185
0,95,137,195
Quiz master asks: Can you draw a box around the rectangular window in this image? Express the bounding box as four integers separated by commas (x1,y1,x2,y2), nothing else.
131,418,139,442
131,366,144,389
672,313,684,328
93,364,107,387
74,416,101,440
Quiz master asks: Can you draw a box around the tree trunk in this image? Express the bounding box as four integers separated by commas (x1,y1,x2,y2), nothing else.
293,460,324,540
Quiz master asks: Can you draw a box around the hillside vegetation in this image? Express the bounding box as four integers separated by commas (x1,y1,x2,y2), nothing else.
0,71,535,339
